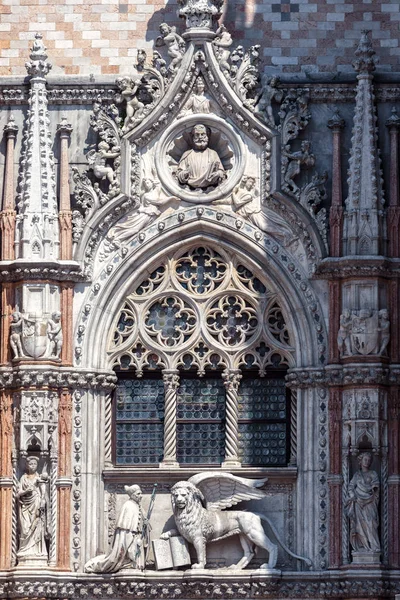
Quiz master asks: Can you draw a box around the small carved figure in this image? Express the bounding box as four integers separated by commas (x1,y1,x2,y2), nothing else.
115,76,146,132
176,124,226,191
17,456,49,562
213,25,232,75
111,178,178,243
231,177,295,246
84,484,147,573
46,311,63,359
161,472,312,570
155,23,185,74
378,309,390,355
181,76,210,116
87,141,120,185
10,311,25,359
345,452,381,555
337,309,352,357
283,141,315,195
257,75,282,127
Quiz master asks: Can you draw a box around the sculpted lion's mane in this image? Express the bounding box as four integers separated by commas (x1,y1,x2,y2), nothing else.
171,481,214,541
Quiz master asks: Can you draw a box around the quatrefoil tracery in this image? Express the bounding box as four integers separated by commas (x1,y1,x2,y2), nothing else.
108,246,294,373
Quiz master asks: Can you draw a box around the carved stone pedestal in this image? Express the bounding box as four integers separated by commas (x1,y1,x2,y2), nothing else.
16,555,49,568
351,551,380,565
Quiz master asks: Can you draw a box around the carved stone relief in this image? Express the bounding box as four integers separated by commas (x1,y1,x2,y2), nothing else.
338,309,390,357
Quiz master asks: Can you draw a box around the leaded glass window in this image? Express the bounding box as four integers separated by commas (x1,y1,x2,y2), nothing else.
114,377,164,465
238,375,288,466
176,376,225,465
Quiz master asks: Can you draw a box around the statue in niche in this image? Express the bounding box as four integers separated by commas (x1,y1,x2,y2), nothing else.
337,309,352,357
257,75,283,127
115,76,146,133
213,25,232,75
282,141,315,195
110,178,178,243
87,140,120,186
155,23,185,74
85,484,147,573
345,452,381,555
180,76,211,116
176,124,226,191
17,456,49,562
231,177,296,247
10,311,25,359
161,472,312,570
378,309,390,355
45,311,63,359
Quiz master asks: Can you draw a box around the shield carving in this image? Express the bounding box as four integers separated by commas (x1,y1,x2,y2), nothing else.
351,311,379,356
22,317,48,359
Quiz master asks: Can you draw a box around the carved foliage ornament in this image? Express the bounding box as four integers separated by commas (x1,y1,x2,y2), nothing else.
109,245,294,375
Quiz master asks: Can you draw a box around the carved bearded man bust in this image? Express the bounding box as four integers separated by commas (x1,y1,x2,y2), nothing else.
176,124,226,191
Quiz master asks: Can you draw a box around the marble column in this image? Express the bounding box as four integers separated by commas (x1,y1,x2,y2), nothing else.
386,108,400,259
1,114,18,261
161,370,180,467
57,117,73,261
0,391,13,569
327,110,345,258
388,386,400,567
57,389,73,569
222,369,242,468
328,388,342,568
60,283,74,366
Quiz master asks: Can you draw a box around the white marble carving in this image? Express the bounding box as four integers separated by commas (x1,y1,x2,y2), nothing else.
155,24,185,74
180,76,211,116
338,309,390,357
161,472,311,570
345,453,381,562
17,456,49,565
84,485,147,573
10,311,62,361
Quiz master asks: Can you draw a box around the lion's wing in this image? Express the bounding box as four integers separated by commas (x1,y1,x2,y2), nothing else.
188,472,268,511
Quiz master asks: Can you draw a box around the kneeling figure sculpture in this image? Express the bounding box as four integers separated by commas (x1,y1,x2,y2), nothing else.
162,473,311,570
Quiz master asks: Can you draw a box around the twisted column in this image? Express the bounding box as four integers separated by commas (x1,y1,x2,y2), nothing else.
56,389,73,569
222,369,242,468
104,393,113,467
161,370,180,467
0,391,13,569
289,390,297,466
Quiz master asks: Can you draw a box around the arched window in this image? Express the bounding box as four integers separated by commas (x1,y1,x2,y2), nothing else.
109,246,294,468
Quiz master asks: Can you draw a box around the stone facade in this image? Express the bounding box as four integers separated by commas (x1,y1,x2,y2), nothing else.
0,1,400,599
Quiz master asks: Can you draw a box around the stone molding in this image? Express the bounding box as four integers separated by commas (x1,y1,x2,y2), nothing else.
0,260,86,282
314,257,400,279
287,365,400,387
0,570,397,598
0,367,117,390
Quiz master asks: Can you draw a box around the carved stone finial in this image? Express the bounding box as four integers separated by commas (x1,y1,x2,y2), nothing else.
4,113,18,138
25,33,52,79
353,30,376,75
327,109,345,131
56,116,73,137
386,106,400,130
178,0,223,30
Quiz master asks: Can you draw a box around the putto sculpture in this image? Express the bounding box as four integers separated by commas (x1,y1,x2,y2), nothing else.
176,124,226,191
161,472,311,570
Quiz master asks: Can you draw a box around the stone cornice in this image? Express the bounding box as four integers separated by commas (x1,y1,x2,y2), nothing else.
0,367,117,390
0,259,86,282
313,256,400,279
287,364,400,387
0,569,397,599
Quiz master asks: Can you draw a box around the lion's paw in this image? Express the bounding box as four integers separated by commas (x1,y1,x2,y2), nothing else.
191,563,205,569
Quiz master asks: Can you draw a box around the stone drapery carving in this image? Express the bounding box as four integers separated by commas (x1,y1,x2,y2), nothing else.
180,76,211,116
109,179,178,244
338,309,390,357
84,485,146,573
345,452,381,560
16,456,49,564
161,473,311,570
176,124,226,191
231,177,296,246
10,311,63,361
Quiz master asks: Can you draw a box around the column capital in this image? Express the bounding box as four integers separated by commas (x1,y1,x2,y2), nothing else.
57,116,73,138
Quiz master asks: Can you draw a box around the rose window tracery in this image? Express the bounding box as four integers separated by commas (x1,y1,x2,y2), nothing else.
108,245,294,373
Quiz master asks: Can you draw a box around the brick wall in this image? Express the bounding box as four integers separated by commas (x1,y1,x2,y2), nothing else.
0,0,399,76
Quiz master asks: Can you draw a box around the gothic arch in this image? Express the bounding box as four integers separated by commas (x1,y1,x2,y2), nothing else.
75,219,327,372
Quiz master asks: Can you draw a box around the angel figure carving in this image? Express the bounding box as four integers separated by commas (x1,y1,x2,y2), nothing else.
161,473,311,570
86,140,120,186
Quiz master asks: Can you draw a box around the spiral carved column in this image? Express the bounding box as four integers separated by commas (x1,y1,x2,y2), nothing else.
0,391,13,569
56,389,73,569
161,370,180,467
222,369,242,468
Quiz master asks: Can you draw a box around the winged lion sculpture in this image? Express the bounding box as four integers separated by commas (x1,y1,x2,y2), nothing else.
161,472,312,570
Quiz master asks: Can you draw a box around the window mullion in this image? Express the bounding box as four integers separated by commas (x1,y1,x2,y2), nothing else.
161,369,180,467
222,368,242,468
